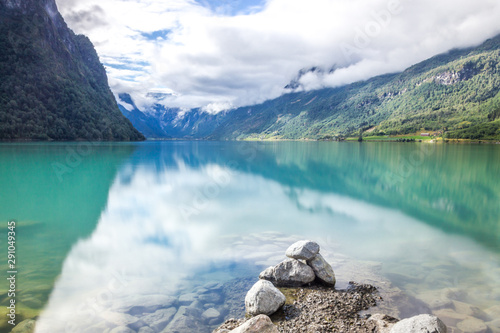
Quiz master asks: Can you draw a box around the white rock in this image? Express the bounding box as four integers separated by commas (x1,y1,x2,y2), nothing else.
259,266,274,280
285,240,320,260
245,280,286,316
307,253,336,286
229,314,279,333
390,314,447,333
202,308,221,320
259,258,315,287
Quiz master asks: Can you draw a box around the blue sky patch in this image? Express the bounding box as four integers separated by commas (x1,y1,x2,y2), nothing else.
140,29,172,41
195,0,266,16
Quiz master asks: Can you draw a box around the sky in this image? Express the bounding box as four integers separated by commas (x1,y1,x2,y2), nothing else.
55,0,500,112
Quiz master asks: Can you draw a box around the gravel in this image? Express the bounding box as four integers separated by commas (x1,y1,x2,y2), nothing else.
215,281,382,333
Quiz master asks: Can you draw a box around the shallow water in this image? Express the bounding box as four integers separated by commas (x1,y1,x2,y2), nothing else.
0,141,499,332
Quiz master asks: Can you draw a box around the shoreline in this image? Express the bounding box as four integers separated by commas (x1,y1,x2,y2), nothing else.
1,137,500,144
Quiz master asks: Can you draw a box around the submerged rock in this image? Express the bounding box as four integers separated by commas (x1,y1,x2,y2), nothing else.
109,327,135,333
390,314,447,333
138,327,155,333
229,314,278,333
202,308,221,321
456,318,487,333
259,258,315,287
141,307,177,332
367,314,399,333
452,300,491,321
164,306,209,333
11,319,36,333
179,293,198,306
245,280,286,316
112,295,177,315
285,240,320,260
307,253,336,286
416,291,453,310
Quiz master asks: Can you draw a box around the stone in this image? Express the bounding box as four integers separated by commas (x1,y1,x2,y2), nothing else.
433,309,470,327
101,311,142,329
204,302,216,309
456,318,488,333
306,253,336,286
443,288,467,301
142,307,177,332
485,305,500,320
178,293,198,306
285,240,320,260
109,327,135,333
486,318,500,333
389,314,447,333
162,306,209,333
203,282,223,292
367,314,399,333
452,301,491,321
259,259,315,287
112,295,177,315
198,292,221,303
188,300,204,311
11,319,36,333
416,291,453,310
83,321,112,333
138,328,155,333
229,314,279,333
245,280,286,316
259,266,274,280
20,297,43,309
196,288,209,294
202,308,221,320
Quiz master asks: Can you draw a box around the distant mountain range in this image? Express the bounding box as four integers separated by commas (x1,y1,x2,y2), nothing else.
120,35,500,141
0,0,144,141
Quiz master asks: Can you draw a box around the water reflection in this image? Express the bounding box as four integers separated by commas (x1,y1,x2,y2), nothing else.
0,143,135,332
35,142,500,333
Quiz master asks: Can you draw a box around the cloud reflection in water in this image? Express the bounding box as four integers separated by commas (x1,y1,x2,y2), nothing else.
35,155,500,332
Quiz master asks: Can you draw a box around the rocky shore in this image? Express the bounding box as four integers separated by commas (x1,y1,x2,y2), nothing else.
9,236,500,333
214,240,449,333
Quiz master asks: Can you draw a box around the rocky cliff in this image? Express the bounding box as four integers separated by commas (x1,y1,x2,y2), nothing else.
0,0,145,141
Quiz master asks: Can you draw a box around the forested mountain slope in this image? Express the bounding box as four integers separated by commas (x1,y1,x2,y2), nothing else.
122,35,500,141
0,0,144,141
207,34,500,140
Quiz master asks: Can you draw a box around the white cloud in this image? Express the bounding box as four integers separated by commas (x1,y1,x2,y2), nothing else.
56,0,500,112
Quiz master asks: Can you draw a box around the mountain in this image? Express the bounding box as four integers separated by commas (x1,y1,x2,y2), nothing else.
0,0,144,141
118,93,226,139
122,34,500,141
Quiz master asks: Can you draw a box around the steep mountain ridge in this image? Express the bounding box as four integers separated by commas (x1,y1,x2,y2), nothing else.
118,93,227,139
122,34,500,141
0,0,145,141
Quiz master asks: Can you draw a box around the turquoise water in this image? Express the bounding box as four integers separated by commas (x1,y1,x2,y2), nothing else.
0,141,499,332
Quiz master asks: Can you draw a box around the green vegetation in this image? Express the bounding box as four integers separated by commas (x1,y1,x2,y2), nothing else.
0,0,144,141
204,35,500,141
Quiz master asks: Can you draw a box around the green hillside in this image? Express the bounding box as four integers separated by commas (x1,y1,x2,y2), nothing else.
206,35,500,141
0,0,145,141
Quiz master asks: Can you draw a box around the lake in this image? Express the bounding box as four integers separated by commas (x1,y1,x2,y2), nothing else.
0,141,499,333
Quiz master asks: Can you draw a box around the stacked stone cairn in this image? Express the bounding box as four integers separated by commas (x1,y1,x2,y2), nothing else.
220,240,449,333
244,240,334,318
